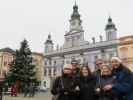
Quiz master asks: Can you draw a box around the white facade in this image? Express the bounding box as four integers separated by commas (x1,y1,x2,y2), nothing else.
43,4,118,88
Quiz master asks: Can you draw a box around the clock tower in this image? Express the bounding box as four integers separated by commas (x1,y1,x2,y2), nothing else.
64,3,85,49
69,2,83,32
105,16,117,41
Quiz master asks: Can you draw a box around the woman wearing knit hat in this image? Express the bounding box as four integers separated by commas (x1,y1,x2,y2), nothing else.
111,57,122,69
103,57,133,100
51,64,78,100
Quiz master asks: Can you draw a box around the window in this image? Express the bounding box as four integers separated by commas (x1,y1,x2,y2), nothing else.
49,69,51,76
71,21,76,26
109,53,114,59
78,59,81,64
43,81,46,87
120,47,128,59
94,55,98,60
71,56,75,60
32,59,37,65
54,61,56,65
45,47,48,53
53,68,56,76
45,61,47,66
44,69,47,76
4,61,7,66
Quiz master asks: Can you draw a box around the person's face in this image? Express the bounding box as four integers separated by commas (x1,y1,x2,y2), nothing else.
63,68,72,74
81,67,89,76
96,61,103,69
101,66,111,76
111,59,120,69
72,63,78,70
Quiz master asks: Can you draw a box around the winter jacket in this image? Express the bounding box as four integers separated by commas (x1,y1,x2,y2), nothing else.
0,87,2,100
51,74,78,100
112,64,133,100
79,75,96,100
0,86,2,95
73,68,80,80
95,74,119,100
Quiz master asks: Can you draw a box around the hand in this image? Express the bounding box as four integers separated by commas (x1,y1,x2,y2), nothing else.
75,86,80,91
57,88,65,93
95,88,101,92
103,84,112,91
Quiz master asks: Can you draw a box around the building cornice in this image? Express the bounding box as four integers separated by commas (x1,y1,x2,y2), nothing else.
45,40,118,58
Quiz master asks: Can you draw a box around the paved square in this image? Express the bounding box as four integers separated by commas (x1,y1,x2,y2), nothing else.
3,91,51,100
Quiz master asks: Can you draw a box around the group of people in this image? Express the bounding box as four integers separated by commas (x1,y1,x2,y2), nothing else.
51,57,133,100
10,82,35,97
23,83,35,97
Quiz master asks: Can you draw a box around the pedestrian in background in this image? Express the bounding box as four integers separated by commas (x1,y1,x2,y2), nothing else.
24,84,29,97
11,84,17,97
29,82,35,97
79,66,96,100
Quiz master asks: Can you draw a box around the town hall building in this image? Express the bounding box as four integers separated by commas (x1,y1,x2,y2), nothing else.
43,3,118,88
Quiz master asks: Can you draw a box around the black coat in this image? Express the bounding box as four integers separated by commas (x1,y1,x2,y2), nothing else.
51,74,78,100
79,75,96,100
0,85,3,100
95,75,119,100
73,68,80,81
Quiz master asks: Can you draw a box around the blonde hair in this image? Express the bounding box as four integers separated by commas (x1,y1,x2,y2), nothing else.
63,64,73,70
101,64,112,75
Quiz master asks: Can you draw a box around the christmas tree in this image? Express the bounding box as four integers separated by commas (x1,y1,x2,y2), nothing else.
6,39,36,91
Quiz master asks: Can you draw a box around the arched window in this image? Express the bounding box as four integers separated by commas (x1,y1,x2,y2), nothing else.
44,61,47,66
120,47,128,59
44,69,47,76
53,68,56,76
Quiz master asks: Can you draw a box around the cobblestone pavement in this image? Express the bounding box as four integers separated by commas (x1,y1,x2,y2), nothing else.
3,91,52,100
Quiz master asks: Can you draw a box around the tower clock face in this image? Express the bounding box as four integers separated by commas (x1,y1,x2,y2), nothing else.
71,21,76,26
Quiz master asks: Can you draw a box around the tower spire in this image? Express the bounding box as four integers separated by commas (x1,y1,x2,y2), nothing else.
105,16,116,30
45,34,53,44
75,0,77,6
44,34,54,53
71,1,80,20
48,33,51,39
105,16,117,40
69,2,83,32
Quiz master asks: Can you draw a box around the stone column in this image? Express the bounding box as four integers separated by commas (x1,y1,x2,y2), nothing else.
51,68,54,77
46,68,49,76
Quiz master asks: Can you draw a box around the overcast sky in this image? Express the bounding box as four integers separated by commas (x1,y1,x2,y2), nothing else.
0,0,132,53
